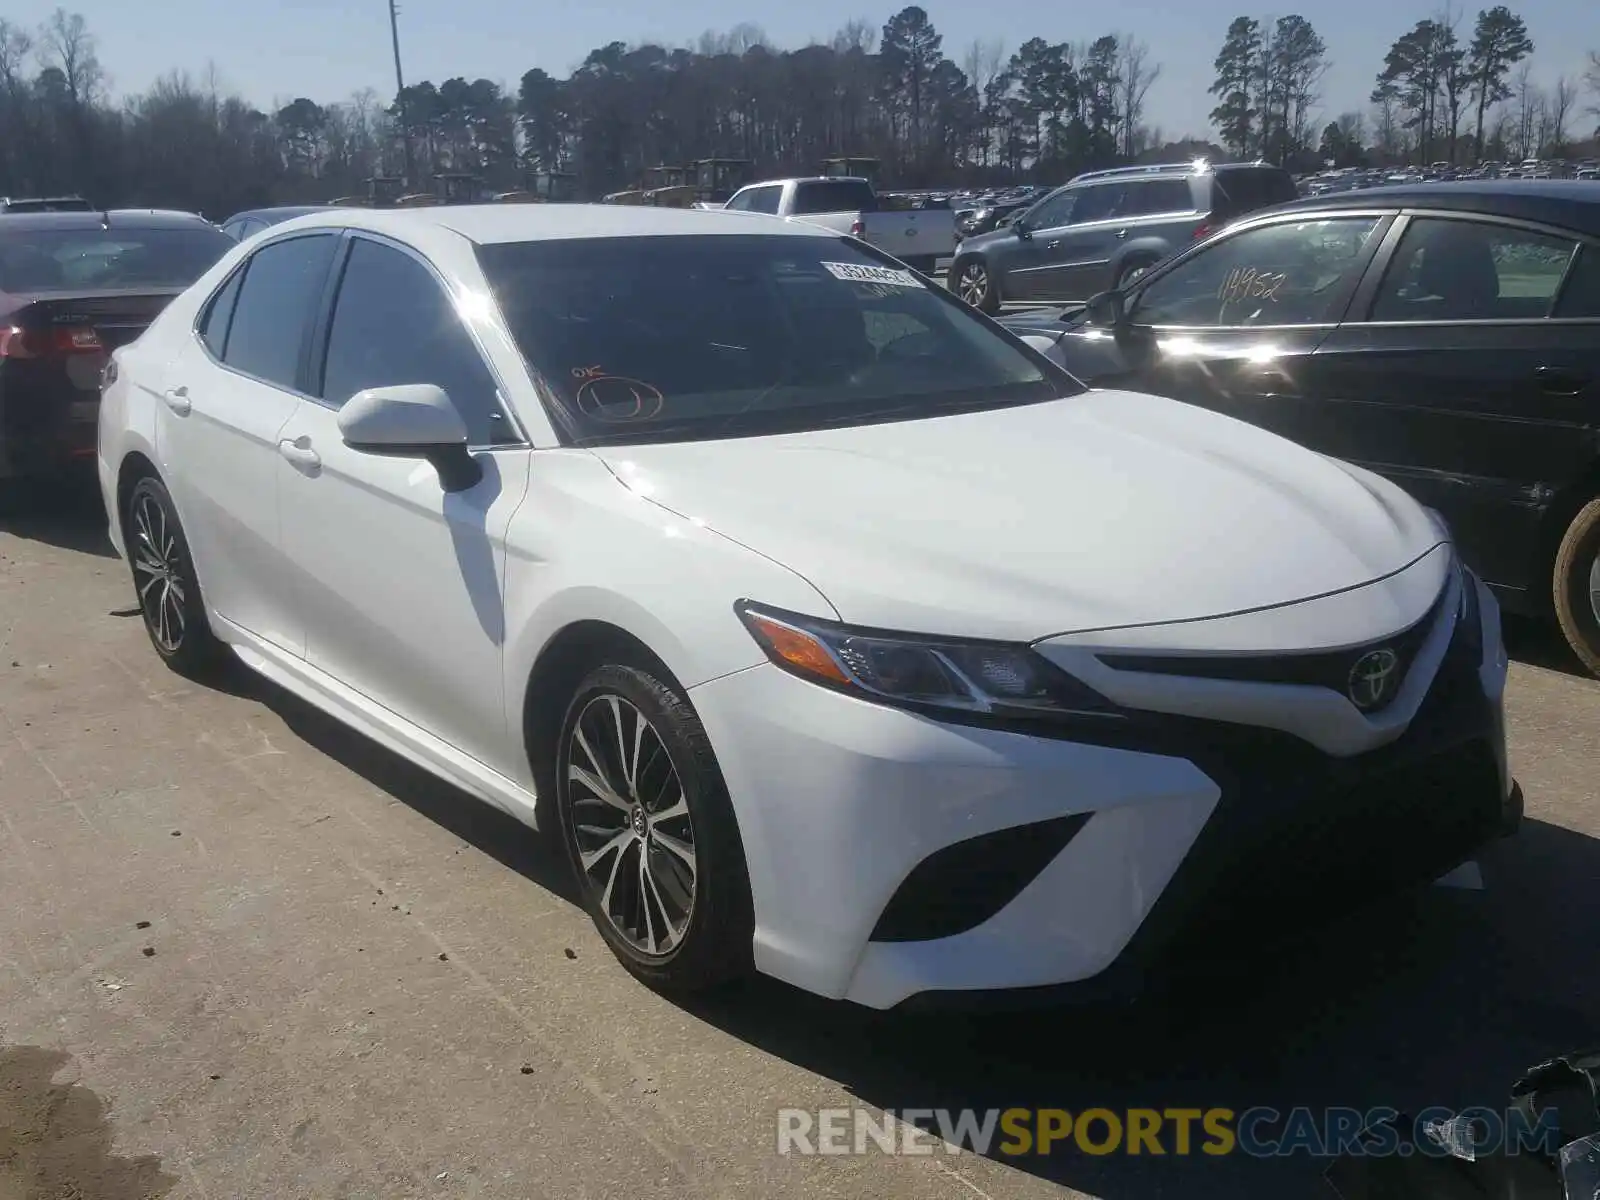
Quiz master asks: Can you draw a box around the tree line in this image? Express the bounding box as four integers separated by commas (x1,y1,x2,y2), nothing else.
0,5,1594,220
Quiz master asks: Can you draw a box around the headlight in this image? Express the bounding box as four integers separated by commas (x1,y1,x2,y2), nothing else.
735,602,1117,720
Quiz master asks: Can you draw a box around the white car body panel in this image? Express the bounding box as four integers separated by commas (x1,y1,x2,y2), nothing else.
96,204,1514,1010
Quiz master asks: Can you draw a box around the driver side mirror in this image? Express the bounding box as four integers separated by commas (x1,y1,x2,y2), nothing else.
338,383,482,492
1012,217,1032,239
1083,289,1126,329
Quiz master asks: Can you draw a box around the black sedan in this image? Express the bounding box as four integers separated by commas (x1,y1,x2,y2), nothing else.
1002,181,1600,675
0,210,233,487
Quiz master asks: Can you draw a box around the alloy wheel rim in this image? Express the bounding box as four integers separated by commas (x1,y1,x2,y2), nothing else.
130,493,186,653
1588,550,1600,627
958,266,987,304
566,694,697,956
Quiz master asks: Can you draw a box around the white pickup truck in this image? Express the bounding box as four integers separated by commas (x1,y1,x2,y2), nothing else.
712,176,957,272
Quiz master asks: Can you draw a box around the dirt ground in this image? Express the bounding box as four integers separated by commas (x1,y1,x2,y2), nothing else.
2,489,1598,1199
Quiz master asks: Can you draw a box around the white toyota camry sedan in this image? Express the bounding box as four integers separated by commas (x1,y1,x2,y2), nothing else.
98,204,1520,1009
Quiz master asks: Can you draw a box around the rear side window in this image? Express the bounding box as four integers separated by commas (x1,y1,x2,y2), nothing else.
198,269,244,358
1370,218,1578,321
1555,244,1600,318
1125,178,1196,217
221,233,338,390
1210,169,1299,219
790,180,878,215
1069,184,1127,225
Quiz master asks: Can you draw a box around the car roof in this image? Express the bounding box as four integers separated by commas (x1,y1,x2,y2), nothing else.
0,209,218,232
268,202,840,245
1265,180,1600,236
225,205,327,223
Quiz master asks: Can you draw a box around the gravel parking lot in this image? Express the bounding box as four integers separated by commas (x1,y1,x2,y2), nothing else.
2,486,1597,1200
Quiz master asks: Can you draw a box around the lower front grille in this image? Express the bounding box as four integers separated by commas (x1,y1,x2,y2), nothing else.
870,813,1092,943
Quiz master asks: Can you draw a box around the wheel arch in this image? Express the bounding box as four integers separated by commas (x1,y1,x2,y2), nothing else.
1537,454,1600,612
520,619,690,827
115,449,163,547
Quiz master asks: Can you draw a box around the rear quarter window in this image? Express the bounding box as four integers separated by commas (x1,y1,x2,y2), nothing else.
790,180,879,216
1210,170,1300,219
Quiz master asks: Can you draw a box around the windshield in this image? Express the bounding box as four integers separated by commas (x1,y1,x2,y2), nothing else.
0,225,234,292
477,234,1080,446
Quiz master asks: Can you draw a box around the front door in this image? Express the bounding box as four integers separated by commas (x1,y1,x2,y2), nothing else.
155,232,341,654
274,234,532,771
1304,214,1600,592
1019,182,1132,302
1068,211,1391,435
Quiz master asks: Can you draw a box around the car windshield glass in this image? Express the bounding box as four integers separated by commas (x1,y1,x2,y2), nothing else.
477,233,1080,446
0,225,234,292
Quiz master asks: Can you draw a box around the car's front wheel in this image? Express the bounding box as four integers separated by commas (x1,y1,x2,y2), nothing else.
1552,497,1600,677
125,474,225,677
950,258,999,313
555,662,753,992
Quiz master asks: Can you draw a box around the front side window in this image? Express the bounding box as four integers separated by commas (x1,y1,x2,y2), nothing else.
221,233,338,390
1021,189,1076,231
1555,244,1600,318
318,238,515,445
477,233,1080,446
1128,216,1384,328
743,187,783,215
1369,218,1579,322
0,224,233,291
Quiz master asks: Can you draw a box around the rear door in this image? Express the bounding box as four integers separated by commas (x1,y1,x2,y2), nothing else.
1304,212,1600,592
156,232,340,655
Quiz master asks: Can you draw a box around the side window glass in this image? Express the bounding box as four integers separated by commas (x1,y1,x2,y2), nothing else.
1129,216,1383,328
319,238,515,445
1068,184,1126,225
222,234,338,389
745,187,782,215
198,268,244,358
1126,179,1195,217
1024,191,1076,230
1370,218,1578,322
724,190,752,212
1555,244,1600,318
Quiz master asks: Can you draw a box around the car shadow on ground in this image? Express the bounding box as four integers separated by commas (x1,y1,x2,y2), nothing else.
0,479,117,558
686,818,1600,1197
1503,613,1594,680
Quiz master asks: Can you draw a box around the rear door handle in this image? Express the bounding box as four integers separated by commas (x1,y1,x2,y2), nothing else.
1115,228,1129,239
162,386,191,416
1534,366,1589,395
1045,239,1061,249
277,438,321,469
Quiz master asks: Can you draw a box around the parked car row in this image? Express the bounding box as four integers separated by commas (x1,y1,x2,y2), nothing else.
94,202,1522,1011
998,179,1600,676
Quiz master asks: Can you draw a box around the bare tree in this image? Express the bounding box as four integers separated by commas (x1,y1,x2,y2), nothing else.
1584,51,1600,128
1117,34,1161,158
1547,75,1574,153
0,19,32,99
41,7,102,107
1511,60,1541,159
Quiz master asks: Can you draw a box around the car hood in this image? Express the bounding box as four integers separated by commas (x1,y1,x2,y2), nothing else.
589,391,1446,642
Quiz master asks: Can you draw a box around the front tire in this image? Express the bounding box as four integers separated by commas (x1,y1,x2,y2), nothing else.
1552,497,1600,677
125,475,225,678
950,258,999,313
555,663,754,993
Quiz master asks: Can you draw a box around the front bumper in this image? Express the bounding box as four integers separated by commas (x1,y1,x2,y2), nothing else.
689,573,1512,1010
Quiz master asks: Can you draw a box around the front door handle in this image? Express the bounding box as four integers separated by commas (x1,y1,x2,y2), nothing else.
1115,228,1129,239
1044,239,1061,249
162,386,191,416
1534,366,1589,396
277,438,321,469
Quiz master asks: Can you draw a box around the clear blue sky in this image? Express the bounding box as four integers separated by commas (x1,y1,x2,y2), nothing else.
12,0,1597,139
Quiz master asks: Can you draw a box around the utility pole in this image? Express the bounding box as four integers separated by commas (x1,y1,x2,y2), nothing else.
388,0,416,189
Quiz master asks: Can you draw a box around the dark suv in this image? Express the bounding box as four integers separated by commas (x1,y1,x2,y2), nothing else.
948,162,1298,312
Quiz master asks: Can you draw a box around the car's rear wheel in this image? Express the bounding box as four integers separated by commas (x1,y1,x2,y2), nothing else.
1552,497,1600,677
1114,259,1155,290
555,662,753,993
951,258,999,313
125,475,225,678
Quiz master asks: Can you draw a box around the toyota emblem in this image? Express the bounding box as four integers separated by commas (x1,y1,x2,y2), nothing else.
1347,648,1400,712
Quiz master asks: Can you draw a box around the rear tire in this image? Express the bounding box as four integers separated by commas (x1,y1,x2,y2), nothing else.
124,475,226,679
950,258,999,313
555,662,754,994
1552,497,1600,677
1114,259,1154,291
